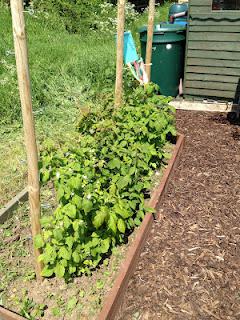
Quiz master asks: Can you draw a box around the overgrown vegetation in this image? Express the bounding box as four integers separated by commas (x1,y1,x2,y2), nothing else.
37,83,176,279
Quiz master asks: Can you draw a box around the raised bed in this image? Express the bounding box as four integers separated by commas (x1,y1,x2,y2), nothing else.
0,134,184,320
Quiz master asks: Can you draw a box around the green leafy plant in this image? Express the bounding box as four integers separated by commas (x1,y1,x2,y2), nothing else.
38,82,176,280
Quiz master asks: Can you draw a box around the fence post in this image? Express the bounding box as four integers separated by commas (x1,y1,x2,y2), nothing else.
145,0,155,81
10,0,43,281
115,0,125,108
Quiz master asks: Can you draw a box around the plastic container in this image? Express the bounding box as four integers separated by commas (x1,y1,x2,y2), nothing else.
139,23,186,97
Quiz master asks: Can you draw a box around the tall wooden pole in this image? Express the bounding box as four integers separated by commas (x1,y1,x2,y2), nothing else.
115,0,125,108
145,0,155,81
10,0,43,281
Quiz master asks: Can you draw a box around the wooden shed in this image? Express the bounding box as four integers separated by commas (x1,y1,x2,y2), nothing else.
184,0,240,104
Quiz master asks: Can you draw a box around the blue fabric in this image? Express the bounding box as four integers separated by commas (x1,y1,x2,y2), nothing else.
123,31,139,64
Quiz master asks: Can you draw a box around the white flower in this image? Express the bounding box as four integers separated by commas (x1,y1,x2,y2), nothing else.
56,172,60,179
86,194,92,200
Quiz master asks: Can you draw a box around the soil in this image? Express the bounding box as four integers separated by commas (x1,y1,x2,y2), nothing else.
0,142,172,320
118,111,240,320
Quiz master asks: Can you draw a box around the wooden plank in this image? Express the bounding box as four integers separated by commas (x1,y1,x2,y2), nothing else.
187,49,240,60
187,66,240,76
188,31,240,42
190,0,211,5
187,58,240,68
188,42,240,52
184,88,236,98
189,25,240,33
190,12,240,19
171,100,240,113
0,306,26,320
189,19,240,26
185,73,240,84
185,80,238,91
190,6,211,14
0,188,28,224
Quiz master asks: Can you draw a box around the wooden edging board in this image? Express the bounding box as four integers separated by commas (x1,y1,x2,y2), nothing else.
0,188,28,224
0,134,185,320
172,99,240,113
97,133,185,320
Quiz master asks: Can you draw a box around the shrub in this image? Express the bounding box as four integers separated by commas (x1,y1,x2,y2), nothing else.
37,83,176,279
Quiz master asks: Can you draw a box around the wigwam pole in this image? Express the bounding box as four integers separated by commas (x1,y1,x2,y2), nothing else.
10,0,43,281
145,0,155,81
115,0,125,108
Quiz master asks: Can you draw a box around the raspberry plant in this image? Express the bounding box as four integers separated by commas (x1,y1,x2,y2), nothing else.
36,83,176,279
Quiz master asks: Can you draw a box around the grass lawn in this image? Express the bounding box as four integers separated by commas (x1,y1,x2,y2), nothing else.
0,2,171,207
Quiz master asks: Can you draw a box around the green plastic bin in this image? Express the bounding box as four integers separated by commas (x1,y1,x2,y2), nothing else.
139,23,186,97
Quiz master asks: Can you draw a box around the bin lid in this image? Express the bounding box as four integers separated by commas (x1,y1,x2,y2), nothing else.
169,3,189,16
139,23,186,35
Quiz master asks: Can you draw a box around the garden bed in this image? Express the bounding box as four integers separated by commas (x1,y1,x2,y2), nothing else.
0,134,184,320
117,111,240,319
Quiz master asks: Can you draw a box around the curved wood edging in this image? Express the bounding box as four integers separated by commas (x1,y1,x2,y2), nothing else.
0,134,185,320
97,133,185,320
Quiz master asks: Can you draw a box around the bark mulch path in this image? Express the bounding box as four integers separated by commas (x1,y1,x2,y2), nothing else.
117,111,240,320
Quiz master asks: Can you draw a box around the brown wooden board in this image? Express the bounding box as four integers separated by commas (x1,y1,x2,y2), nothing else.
97,134,185,320
0,307,26,320
0,188,28,224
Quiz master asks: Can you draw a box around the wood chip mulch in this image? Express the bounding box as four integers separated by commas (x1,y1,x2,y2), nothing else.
117,111,240,320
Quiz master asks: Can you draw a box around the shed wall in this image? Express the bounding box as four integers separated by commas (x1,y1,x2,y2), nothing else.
184,0,240,102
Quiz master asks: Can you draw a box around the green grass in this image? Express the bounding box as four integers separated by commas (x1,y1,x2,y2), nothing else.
0,2,170,206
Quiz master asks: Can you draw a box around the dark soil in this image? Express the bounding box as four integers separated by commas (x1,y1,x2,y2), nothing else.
118,111,240,320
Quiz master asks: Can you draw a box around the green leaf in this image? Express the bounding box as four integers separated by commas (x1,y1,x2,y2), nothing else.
65,236,74,248
108,158,121,169
41,266,54,278
72,195,82,209
108,215,117,234
41,170,50,183
82,199,93,213
93,208,107,229
64,204,77,219
34,234,44,249
57,187,64,200
117,175,131,190
58,246,71,260
55,264,65,278
101,238,110,253
117,219,126,234
72,251,80,263
63,216,72,229
69,266,77,274
53,229,63,241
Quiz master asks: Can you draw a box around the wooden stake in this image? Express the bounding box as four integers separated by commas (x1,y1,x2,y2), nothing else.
115,0,125,108
145,0,155,81
10,0,43,281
